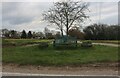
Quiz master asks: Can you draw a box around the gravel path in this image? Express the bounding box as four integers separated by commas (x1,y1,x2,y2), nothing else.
25,42,119,47
77,41,119,47
92,43,119,47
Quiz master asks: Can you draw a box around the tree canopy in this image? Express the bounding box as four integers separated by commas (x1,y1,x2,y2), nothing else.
21,30,27,38
43,0,89,36
28,31,33,38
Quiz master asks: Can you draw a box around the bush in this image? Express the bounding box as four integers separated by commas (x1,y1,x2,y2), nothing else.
54,43,77,49
38,42,49,49
81,40,93,47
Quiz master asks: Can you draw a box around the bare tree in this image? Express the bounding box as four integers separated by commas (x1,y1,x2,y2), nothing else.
43,0,89,36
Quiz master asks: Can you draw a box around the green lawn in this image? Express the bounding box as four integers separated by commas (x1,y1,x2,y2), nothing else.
2,39,53,46
3,43,118,66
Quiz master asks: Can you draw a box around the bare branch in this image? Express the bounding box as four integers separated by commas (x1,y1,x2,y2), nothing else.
42,0,89,36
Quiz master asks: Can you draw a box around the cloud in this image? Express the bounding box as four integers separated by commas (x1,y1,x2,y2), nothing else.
82,0,119,2
2,2,53,25
2,0,119,2
84,2,118,26
2,2,118,32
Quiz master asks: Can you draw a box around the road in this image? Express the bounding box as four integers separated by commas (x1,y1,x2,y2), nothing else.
77,41,119,47
92,43,119,47
26,42,119,47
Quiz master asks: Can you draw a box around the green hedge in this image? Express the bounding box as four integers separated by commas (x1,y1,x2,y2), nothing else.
54,43,77,49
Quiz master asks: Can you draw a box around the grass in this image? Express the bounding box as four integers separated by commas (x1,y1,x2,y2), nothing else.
2,43,118,66
2,39,53,46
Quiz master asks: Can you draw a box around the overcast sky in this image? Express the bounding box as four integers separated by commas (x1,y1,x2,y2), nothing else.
2,1,118,32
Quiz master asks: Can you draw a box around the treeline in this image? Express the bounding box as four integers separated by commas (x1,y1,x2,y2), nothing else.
67,24,119,40
83,24,120,40
1,24,120,40
0,27,61,39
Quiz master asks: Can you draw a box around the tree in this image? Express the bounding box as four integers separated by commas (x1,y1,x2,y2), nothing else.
9,30,18,38
21,30,27,38
105,25,120,40
44,27,54,39
68,26,84,39
46,33,54,39
44,27,50,38
83,24,120,40
32,32,45,39
2,29,10,38
55,31,61,38
83,24,107,40
43,0,89,36
44,27,50,35
27,31,33,38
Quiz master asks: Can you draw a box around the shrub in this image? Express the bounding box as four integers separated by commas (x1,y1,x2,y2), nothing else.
54,43,77,49
38,42,49,49
81,40,93,47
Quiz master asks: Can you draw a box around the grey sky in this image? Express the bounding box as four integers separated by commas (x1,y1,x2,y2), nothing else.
2,1,118,32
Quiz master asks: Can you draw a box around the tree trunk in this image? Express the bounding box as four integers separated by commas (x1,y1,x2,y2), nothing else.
66,27,69,36
66,19,69,36
61,29,63,37
66,16,69,36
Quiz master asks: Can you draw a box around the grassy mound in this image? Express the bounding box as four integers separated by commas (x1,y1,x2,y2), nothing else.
3,43,118,66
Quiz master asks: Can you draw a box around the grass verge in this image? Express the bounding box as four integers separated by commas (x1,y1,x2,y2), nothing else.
2,44,118,66
2,39,52,47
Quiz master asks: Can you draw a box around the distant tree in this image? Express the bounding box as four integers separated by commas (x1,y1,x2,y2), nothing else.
9,30,18,38
27,31,33,38
46,33,54,39
55,31,61,38
44,27,52,39
33,32,45,39
37,32,45,39
44,27,50,34
83,24,120,40
68,26,84,39
35,32,45,39
32,32,36,38
105,25,120,40
118,26,120,40
21,30,27,38
17,31,22,39
2,29,10,38
43,0,89,36
83,24,107,40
